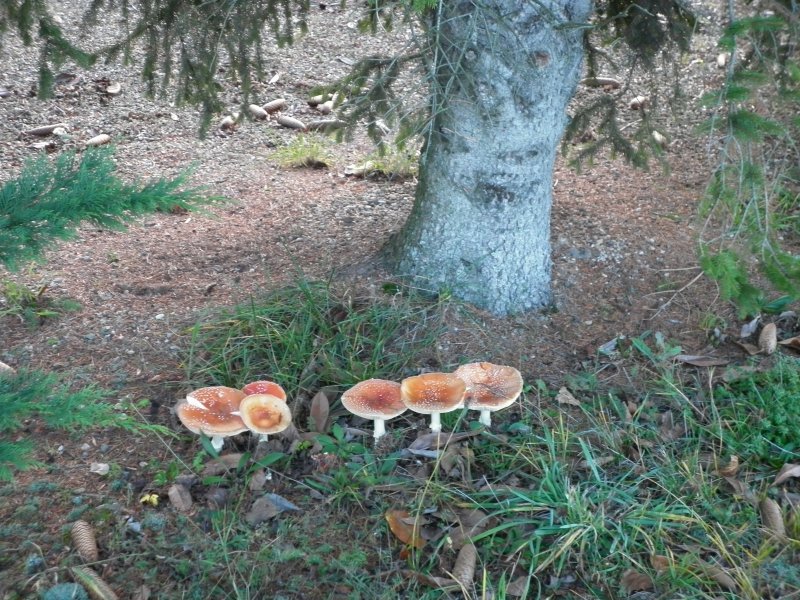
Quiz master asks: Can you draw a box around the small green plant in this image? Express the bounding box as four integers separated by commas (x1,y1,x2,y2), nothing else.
711,356,800,465
0,368,169,480
361,145,419,180
271,134,333,168
1,279,81,325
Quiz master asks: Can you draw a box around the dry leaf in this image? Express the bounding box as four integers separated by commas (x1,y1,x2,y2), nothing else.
759,497,786,538
675,354,729,367
696,560,738,592
386,509,425,549
717,455,739,478
724,476,758,506
740,315,760,338
201,453,245,475
401,570,460,591
309,390,329,433
71,520,99,562
451,543,477,587
650,554,670,572
773,463,800,487
733,340,761,355
556,387,581,407
620,569,654,593
408,429,482,451
505,576,531,597
167,484,193,512
759,323,778,355
778,336,800,351
132,585,150,600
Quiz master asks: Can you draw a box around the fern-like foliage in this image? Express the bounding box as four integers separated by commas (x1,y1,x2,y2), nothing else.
0,146,219,271
698,14,800,317
0,368,167,481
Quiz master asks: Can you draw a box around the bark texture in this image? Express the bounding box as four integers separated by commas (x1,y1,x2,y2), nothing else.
389,0,592,315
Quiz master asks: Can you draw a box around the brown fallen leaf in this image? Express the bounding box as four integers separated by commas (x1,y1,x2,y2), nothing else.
556,387,581,407
717,455,739,478
450,543,477,587
309,390,330,433
505,575,531,597
620,569,654,593
386,509,425,549
675,354,729,367
778,336,800,351
449,508,492,549
774,463,800,487
733,340,762,356
400,570,460,591
724,476,758,506
759,497,786,538
696,560,738,592
650,554,670,572
408,429,482,451
201,453,245,476
167,484,193,512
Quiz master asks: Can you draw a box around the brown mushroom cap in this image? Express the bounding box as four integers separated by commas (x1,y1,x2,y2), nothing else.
176,386,248,436
242,380,286,400
341,379,406,420
453,362,523,411
239,394,292,435
400,373,466,414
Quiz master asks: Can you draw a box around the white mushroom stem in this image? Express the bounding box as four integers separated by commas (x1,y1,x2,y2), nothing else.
257,434,269,444
211,436,225,452
373,418,387,440
430,412,442,433
479,410,493,427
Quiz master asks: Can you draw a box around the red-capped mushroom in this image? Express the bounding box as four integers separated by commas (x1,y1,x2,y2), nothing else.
400,372,466,433
242,380,286,400
453,362,523,427
341,379,406,440
239,394,292,443
176,386,247,451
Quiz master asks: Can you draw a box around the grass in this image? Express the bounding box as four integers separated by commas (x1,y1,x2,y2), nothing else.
271,134,334,169
2,296,799,598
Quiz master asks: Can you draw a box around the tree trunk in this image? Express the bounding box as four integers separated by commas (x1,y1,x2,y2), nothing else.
388,0,592,315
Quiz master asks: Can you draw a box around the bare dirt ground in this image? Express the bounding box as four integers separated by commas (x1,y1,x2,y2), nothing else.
0,1,749,597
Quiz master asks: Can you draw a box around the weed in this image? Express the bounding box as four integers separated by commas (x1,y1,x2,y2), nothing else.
361,146,419,180
0,279,81,326
710,356,800,466
271,134,333,168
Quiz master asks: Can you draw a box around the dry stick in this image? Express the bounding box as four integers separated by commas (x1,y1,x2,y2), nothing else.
644,271,705,321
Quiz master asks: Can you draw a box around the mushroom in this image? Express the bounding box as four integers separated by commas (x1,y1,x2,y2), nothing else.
238,393,292,443
400,372,466,433
453,362,523,427
242,380,286,399
176,386,248,452
340,379,406,440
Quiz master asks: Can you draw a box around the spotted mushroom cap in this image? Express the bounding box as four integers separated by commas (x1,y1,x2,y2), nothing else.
400,372,466,415
341,379,406,421
239,394,292,435
242,380,287,401
453,362,523,412
176,386,248,436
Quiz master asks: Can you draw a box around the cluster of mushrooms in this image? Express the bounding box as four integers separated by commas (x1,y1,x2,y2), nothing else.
176,362,523,448
175,380,292,452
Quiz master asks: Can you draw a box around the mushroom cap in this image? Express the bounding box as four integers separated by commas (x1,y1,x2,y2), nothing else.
239,394,292,435
341,379,406,421
453,362,523,412
241,380,287,401
400,372,466,415
176,386,248,436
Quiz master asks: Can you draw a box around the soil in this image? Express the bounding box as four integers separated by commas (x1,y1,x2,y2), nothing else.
0,1,755,598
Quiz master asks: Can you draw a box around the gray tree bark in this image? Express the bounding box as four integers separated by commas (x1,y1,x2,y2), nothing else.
388,0,592,315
